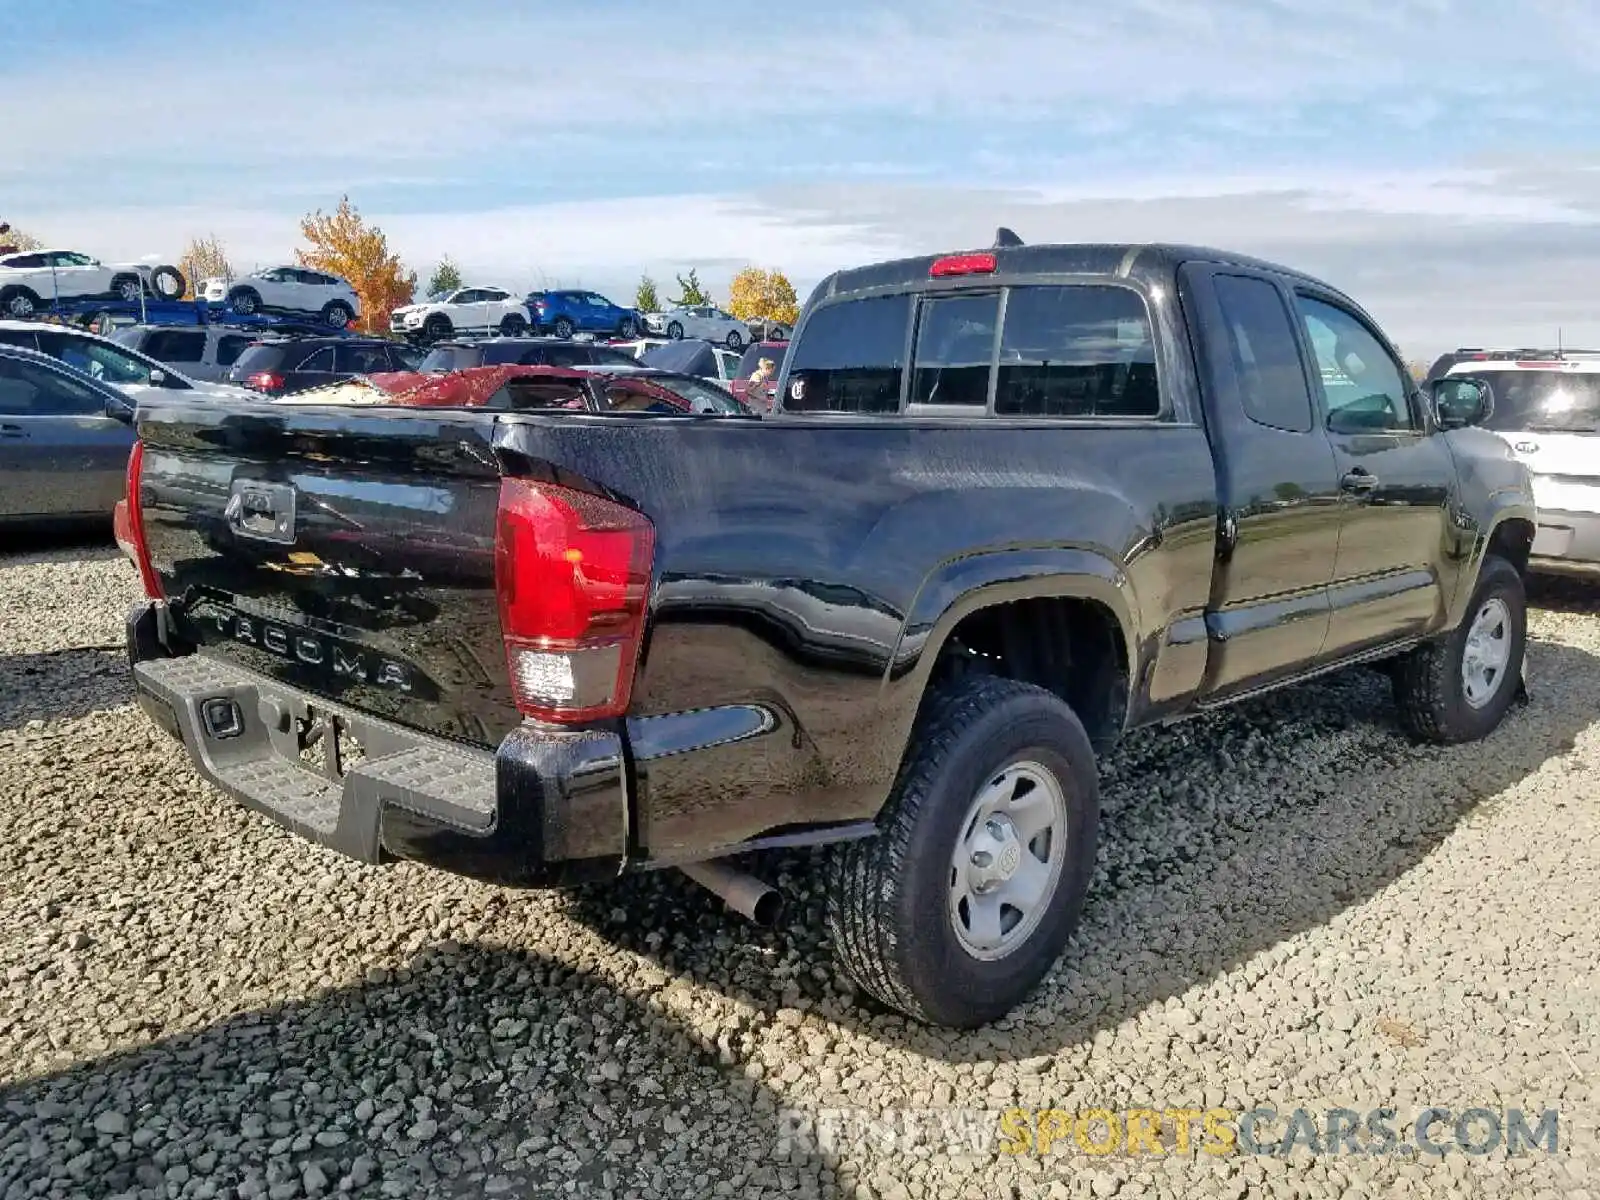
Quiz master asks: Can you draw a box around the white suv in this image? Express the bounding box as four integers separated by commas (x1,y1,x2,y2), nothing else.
389,287,531,342
1445,354,1600,577
202,267,359,327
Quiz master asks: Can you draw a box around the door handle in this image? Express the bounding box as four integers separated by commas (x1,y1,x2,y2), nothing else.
0,424,26,440
1341,468,1379,494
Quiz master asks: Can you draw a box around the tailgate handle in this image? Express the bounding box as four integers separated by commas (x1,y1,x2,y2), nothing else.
225,479,297,544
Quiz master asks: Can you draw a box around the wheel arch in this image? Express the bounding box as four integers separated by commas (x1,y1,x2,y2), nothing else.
886,549,1139,758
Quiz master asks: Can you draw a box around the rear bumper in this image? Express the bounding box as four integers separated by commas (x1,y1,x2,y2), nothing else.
1530,508,1600,577
127,603,627,887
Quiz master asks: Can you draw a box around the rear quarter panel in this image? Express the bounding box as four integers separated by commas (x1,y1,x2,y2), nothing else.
494,414,1217,860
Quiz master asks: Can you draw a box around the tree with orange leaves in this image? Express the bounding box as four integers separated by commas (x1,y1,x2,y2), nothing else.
296,196,416,333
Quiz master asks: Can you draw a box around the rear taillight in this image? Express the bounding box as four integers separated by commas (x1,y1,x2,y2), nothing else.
494,480,654,723
247,371,283,391
122,442,164,600
930,252,997,277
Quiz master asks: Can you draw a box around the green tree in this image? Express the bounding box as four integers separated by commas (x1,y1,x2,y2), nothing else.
427,256,463,298
635,274,660,313
672,269,712,307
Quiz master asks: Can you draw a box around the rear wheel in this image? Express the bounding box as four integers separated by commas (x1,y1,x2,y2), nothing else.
826,677,1100,1027
322,301,355,328
500,314,528,337
666,320,683,340
0,286,39,318
618,317,639,339
423,314,453,343
1392,554,1526,743
111,274,143,303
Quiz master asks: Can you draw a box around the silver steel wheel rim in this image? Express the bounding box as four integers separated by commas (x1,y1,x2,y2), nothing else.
1462,597,1512,709
948,760,1068,961
235,294,254,313
118,280,140,301
8,295,32,317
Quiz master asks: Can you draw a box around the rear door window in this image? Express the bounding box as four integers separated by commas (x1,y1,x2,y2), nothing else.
144,329,207,363
785,295,910,413
216,335,253,366
335,343,392,374
1211,275,1312,432
0,356,104,415
295,347,336,373
994,286,1159,417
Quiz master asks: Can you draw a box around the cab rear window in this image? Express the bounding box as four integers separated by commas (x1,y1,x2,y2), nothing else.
784,285,1159,417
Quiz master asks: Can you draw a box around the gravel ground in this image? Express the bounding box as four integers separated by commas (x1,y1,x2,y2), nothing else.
0,543,1596,1199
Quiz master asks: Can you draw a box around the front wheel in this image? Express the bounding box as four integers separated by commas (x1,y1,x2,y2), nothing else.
666,320,683,340
826,677,1099,1027
423,314,453,343
0,286,39,318
1392,554,1526,744
553,317,575,339
228,287,261,315
618,317,639,339
322,301,354,328
499,314,528,337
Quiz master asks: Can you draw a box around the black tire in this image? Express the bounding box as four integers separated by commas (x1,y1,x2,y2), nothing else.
826,677,1100,1027
726,329,745,350
1392,554,1526,744
148,265,185,300
110,274,143,303
228,287,261,315
666,320,683,340
0,286,40,318
423,314,453,343
500,314,528,337
618,317,639,339
322,301,355,329
767,326,787,342
553,316,575,339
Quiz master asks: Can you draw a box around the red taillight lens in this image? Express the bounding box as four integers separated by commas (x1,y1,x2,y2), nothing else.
930,252,997,277
247,371,283,391
494,480,654,723
122,442,164,600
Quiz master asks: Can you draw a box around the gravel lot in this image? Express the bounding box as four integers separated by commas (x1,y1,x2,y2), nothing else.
1,541,1596,1199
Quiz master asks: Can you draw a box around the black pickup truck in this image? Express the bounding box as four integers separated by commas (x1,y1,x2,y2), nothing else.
123,237,1535,1027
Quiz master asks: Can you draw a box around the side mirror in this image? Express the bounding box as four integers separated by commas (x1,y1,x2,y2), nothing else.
148,368,167,387
1431,376,1492,429
105,395,135,424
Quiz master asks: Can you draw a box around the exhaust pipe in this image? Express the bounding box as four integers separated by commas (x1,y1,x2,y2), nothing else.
679,859,783,927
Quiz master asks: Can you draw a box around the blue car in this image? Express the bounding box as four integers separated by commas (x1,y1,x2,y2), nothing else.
529,290,641,340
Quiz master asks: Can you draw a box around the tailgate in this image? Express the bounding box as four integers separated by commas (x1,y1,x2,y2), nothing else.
137,400,516,747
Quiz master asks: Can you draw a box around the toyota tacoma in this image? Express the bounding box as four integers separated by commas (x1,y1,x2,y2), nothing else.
122,235,1534,1027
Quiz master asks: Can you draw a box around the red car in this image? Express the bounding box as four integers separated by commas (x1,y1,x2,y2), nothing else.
728,340,788,413
351,364,751,415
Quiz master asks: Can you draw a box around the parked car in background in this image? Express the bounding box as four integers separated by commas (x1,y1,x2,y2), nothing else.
638,338,741,386
728,339,789,412
203,267,359,328
0,343,134,527
111,325,263,383
530,290,641,340
391,287,530,342
416,337,640,375
1442,353,1600,577
0,249,184,318
744,316,792,342
642,304,753,348
0,320,250,403
227,336,421,396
